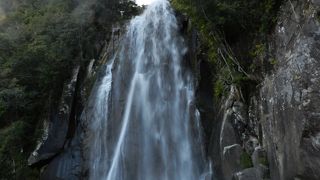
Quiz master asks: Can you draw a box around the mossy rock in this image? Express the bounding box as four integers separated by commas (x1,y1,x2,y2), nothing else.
258,156,269,167
240,151,254,169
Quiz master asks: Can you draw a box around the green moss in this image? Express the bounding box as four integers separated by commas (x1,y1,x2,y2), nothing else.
214,79,224,98
258,156,269,166
240,151,253,169
171,0,285,102
232,72,249,84
269,58,278,65
171,0,218,55
249,63,257,72
258,156,270,178
250,44,266,58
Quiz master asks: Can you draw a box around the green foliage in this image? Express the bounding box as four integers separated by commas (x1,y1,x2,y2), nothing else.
172,0,283,38
0,121,39,179
171,0,216,50
232,72,250,86
240,151,253,169
269,58,278,65
0,0,140,177
214,79,225,98
258,156,269,167
250,44,266,58
171,0,284,100
258,155,270,178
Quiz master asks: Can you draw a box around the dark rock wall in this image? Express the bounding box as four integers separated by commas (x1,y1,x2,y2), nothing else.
206,1,320,180
27,28,123,179
28,66,80,167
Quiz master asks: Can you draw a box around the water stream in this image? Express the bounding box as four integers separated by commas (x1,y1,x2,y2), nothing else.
84,1,212,179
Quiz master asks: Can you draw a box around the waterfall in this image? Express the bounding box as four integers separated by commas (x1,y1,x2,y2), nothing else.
84,0,212,179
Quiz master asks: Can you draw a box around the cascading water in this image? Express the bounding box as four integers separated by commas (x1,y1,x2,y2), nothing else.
84,0,212,179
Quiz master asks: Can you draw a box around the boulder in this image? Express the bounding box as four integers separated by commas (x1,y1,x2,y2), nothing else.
222,144,243,180
28,66,80,166
233,167,263,180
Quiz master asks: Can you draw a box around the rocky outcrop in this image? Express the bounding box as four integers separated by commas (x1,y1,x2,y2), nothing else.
27,27,123,179
209,85,267,180
218,86,244,180
259,0,320,179
222,144,243,180
233,167,263,180
208,1,320,179
28,66,80,167
40,133,83,180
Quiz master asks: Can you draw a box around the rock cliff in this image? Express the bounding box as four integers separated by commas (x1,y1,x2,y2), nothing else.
207,1,320,179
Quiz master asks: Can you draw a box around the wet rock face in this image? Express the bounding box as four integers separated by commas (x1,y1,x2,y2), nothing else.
28,66,80,167
260,0,320,179
27,25,123,179
40,134,82,180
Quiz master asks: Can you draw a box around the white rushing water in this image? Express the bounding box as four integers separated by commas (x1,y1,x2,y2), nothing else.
85,0,212,179
136,0,156,5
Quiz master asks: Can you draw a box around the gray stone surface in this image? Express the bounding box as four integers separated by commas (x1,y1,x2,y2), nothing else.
251,147,267,168
40,134,82,180
259,0,320,179
210,1,320,179
222,144,243,180
218,86,247,180
244,137,259,155
28,66,80,166
233,167,263,180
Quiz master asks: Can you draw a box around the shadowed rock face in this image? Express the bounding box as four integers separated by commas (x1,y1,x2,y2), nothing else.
28,66,80,167
39,132,83,180
37,28,123,180
207,1,320,180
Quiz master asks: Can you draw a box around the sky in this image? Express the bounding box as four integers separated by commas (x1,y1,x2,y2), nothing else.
136,0,156,5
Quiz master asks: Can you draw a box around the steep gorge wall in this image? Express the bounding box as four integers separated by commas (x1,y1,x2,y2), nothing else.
260,0,320,179
203,0,320,179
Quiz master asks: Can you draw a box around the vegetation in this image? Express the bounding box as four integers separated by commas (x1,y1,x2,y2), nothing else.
214,79,225,98
171,0,285,100
0,0,286,177
259,156,269,167
0,0,140,178
240,151,253,169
